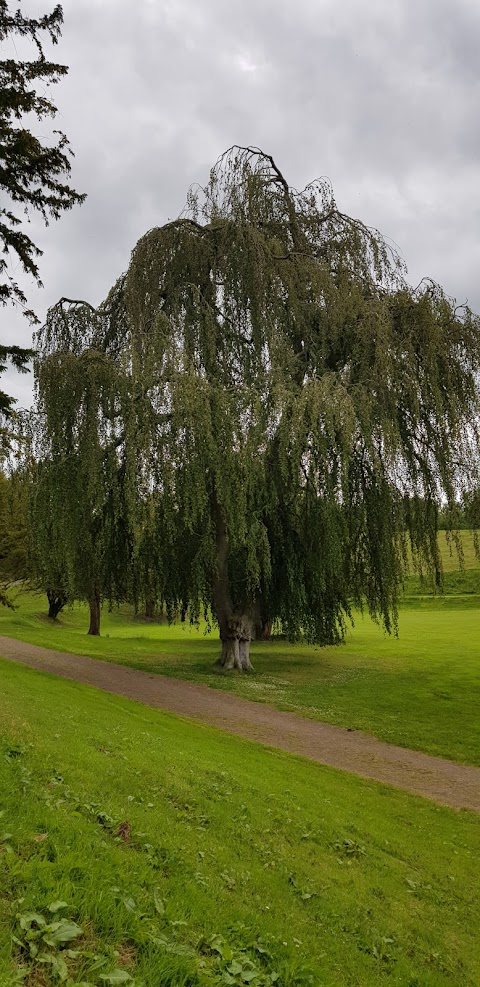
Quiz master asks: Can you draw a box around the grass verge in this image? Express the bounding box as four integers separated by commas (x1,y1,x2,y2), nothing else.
1,589,480,766
0,659,479,986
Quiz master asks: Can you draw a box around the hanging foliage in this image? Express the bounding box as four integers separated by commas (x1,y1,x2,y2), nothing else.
33,147,480,662
31,295,137,633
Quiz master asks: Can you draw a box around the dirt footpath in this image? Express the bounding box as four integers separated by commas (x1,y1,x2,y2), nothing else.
1,634,479,813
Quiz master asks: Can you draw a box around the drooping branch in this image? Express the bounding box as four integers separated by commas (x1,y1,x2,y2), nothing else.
31,147,480,658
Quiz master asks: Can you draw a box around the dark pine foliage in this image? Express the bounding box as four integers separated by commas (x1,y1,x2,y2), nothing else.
0,1,85,422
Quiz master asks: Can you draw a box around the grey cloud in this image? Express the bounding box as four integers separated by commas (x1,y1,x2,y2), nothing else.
1,0,479,407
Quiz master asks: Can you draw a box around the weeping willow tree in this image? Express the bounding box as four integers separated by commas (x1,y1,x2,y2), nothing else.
33,147,480,665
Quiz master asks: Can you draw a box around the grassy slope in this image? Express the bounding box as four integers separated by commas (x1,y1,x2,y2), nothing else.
436,530,479,571
0,659,479,987
405,529,480,595
1,588,480,767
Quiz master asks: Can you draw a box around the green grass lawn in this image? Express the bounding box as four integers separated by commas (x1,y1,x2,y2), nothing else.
1,659,479,987
1,587,480,767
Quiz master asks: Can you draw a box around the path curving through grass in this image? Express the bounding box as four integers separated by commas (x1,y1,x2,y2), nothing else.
1,635,479,812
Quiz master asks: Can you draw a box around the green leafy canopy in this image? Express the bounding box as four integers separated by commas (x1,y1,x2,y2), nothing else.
31,147,480,648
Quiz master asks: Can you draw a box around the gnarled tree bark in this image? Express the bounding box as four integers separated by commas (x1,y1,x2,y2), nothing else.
219,615,254,671
213,499,254,671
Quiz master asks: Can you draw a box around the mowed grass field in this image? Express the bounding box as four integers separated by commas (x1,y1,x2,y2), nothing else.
1,584,480,766
1,660,479,987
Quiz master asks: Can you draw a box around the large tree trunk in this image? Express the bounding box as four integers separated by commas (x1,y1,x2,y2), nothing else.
218,615,254,672
47,589,68,620
87,590,101,636
145,598,155,620
212,499,254,671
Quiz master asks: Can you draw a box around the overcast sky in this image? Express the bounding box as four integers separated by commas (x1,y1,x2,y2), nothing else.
2,0,480,408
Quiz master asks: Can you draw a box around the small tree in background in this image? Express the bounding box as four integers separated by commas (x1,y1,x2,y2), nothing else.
0,445,72,615
0,466,28,605
30,298,136,634
33,148,480,664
